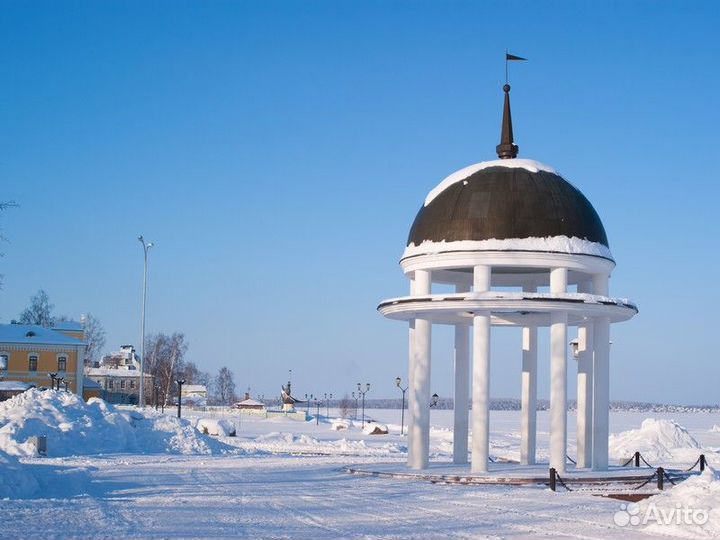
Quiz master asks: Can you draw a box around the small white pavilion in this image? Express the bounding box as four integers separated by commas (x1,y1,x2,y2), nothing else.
379,83,637,474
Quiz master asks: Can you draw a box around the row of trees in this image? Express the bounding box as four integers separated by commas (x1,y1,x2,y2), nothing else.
15,290,239,406
143,332,238,406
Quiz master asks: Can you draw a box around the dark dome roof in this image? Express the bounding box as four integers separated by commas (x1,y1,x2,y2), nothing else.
408,163,609,249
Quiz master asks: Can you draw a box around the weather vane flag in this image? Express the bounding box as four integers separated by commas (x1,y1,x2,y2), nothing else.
505,51,527,83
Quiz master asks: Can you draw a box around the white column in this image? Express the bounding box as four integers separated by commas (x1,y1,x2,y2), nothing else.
408,270,431,470
520,284,537,466
471,265,491,473
520,325,538,465
549,267,568,473
453,285,471,464
576,282,594,468
406,277,416,463
592,316,611,471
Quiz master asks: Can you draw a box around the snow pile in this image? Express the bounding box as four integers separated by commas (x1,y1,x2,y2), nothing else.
0,390,136,456
232,431,403,457
331,419,351,431
639,468,720,538
362,422,388,435
196,418,236,437
0,449,39,498
709,425,720,433
609,418,701,462
0,389,229,456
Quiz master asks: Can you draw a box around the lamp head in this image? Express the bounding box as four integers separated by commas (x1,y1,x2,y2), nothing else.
366,383,370,392
395,377,401,387
431,393,439,407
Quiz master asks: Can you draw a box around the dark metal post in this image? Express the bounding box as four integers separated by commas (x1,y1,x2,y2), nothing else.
315,399,320,426
634,451,640,467
176,379,185,419
549,468,557,492
700,454,706,472
395,377,408,436
657,467,664,490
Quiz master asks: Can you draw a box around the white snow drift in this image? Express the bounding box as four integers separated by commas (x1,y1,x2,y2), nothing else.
609,418,702,462
0,389,230,457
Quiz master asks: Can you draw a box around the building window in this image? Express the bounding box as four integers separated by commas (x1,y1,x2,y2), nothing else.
0,354,8,371
57,356,67,372
29,355,38,372
120,380,125,389
130,380,135,389
109,379,114,390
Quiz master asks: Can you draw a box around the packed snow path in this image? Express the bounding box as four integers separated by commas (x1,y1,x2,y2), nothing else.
1,454,653,540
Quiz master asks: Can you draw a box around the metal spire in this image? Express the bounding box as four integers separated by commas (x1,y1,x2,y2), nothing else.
496,83,518,159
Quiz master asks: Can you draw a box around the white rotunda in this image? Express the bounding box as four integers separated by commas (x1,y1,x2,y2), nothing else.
379,83,637,474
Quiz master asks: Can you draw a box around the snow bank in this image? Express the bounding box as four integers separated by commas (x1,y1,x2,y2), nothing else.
0,389,229,457
609,418,701,462
196,418,236,437
639,468,720,538
362,422,388,435
0,390,135,456
0,449,38,498
331,419,351,431
230,431,403,457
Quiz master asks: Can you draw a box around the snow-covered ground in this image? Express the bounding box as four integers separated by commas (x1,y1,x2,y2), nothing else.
0,391,718,539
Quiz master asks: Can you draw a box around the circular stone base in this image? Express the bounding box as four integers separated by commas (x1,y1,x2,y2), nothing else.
343,461,694,488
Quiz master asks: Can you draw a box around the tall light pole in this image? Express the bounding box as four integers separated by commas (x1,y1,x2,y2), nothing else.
357,383,370,428
395,377,408,435
138,235,154,407
324,393,332,417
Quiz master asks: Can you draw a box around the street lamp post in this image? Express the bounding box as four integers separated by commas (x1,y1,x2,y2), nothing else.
395,377,408,436
153,385,160,410
356,383,370,428
351,392,360,420
48,372,57,390
305,393,313,415
324,393,332,417
315,397,321,426
176,377,186,419
138,235,154,408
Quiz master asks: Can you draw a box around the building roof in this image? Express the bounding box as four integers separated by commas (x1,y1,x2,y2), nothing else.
86,366,144,377
0,324,86,346
183,385,207,394
235,398,265,407
83,377,103,389
51,320,83,332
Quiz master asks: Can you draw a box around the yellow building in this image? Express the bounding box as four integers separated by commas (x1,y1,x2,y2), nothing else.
0,322,87,397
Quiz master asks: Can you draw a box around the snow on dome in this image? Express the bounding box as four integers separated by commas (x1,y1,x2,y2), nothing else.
424,158,557,207
403,236,613,260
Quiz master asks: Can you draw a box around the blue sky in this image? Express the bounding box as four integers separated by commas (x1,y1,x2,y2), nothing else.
1,1,718,404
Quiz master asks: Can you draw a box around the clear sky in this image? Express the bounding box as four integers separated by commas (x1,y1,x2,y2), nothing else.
1,1,718,405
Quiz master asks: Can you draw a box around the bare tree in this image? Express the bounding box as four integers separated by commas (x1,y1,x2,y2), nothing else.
339,393,353,419
213,367,237,406
143,332,188,405
18,289,55,327
82,314,106,367
184,361,210,387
